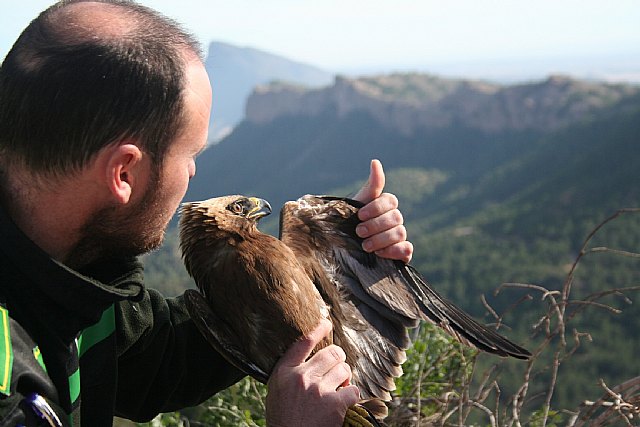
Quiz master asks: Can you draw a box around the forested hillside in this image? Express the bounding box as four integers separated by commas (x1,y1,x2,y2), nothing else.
142,73,640,424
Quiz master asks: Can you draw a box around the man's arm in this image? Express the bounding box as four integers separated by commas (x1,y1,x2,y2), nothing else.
114,289,245,421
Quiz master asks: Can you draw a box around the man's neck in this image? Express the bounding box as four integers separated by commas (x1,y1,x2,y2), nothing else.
1,169,93,265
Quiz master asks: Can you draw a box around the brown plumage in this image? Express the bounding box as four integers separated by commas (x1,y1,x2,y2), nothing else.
179,194,530,420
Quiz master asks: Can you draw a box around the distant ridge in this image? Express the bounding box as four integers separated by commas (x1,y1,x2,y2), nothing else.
204,41,334,141
246,73,640,135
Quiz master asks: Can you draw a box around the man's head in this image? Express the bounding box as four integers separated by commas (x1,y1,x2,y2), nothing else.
0,0,212,266
0,0,202,176
69,56,212,266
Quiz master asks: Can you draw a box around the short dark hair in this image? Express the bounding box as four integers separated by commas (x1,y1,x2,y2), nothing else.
0,0,202,177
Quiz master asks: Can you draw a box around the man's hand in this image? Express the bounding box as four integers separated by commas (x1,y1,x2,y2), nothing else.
266,319,360,427
354,159,413,263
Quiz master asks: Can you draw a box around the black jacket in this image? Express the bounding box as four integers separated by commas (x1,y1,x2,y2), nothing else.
0,205,244,426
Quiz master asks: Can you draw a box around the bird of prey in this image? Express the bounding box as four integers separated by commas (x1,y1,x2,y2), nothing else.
179,194,530,421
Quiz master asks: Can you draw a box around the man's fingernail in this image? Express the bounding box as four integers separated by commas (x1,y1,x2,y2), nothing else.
356,225,367,236
363,241,373,252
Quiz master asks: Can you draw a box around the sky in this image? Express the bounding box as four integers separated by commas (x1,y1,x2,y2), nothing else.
1,0,640,82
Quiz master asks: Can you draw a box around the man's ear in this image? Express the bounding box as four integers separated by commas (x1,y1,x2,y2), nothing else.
104,143,145,204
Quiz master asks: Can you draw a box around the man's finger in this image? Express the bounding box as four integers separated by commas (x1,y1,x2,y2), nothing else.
336,384,360,405
277,318,333,367
375,241,414,264
353,159,385,204
356,203,402,237
306,345,349,380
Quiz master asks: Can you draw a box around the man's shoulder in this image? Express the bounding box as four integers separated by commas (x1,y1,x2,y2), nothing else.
0,305,57,401
0,306,69,425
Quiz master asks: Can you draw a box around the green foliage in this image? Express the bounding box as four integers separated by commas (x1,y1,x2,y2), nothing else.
194,377,268,426
389,324,476,422
130,378,268,427
529,408,564,427
396,325,472,400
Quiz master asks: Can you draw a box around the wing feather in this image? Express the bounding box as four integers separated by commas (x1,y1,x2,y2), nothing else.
400,265,531,357
335,249,420,328
279,194,530,409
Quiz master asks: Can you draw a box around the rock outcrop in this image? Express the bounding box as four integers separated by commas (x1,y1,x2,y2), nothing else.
246,73,639,135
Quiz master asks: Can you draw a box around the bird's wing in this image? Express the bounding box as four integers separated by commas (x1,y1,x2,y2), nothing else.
184,289,270,383
279,196,413,407
279,195,530,401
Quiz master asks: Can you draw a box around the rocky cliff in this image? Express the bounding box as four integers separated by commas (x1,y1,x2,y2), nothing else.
245,73,639,135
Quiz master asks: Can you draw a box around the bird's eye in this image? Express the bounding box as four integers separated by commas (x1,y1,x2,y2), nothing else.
228,202,244,215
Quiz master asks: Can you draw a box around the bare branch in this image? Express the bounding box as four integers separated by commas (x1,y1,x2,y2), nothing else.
585,246,640,258
573,377,640,426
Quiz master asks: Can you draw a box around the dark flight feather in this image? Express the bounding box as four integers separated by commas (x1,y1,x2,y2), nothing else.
179,194,530,420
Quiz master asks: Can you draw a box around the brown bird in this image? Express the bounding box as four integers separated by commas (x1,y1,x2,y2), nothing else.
179,194,530,421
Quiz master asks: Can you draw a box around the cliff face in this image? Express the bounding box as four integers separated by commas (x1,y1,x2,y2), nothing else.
245,73,639,135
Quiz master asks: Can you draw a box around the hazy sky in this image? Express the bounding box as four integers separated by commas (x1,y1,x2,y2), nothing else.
2,1,639,80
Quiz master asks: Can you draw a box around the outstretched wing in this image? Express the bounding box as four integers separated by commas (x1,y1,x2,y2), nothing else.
279,195,530,404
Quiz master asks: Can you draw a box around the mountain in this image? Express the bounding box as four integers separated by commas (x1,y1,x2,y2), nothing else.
204,41,333,141
246,73,638,134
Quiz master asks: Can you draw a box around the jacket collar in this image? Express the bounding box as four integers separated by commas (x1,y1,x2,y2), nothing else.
0,203,145,341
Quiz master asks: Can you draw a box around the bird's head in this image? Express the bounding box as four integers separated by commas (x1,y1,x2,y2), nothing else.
180,195,272,237
223,196,273,220
179,195,273,278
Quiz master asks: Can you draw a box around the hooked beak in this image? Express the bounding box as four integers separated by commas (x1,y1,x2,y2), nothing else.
246,197,272,220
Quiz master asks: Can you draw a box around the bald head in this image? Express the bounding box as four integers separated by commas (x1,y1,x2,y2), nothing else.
0,0,202,179
52,1,139,39
44,2,137,43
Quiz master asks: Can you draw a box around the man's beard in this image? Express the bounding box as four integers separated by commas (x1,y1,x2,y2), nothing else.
66,173,172,269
